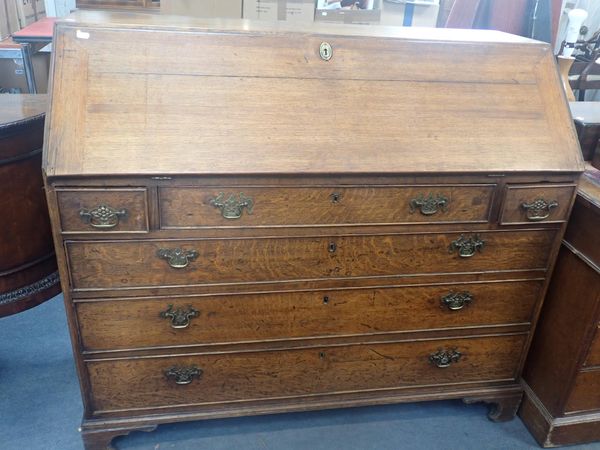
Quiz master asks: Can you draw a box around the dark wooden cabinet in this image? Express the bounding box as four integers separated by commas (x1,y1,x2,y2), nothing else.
43,11,583,450
0,94,60,317
520,167,600,447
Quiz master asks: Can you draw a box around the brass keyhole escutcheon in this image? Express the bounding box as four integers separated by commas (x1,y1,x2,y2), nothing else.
328,242,337,253
323,296,330,305
320,42,332,61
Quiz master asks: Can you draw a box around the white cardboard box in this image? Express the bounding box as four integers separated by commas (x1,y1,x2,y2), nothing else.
243,0,315,23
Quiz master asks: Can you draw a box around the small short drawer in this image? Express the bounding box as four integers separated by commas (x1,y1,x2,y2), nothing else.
565,369,600,413
56,188,149,233
585,326,600,368
86,334,526,414
76,280,542,352
159,185,495,229
500,184,576,225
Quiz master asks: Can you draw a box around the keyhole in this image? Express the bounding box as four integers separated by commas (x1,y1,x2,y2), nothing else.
328,242,337,253
330,192,341,203
319,352,326,359
320,42,332,61
323,296,330,305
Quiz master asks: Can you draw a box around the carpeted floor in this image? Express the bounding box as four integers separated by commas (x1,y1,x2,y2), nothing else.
1,295,599,450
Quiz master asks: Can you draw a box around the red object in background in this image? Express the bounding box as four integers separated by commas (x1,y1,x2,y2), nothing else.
12,17,56,43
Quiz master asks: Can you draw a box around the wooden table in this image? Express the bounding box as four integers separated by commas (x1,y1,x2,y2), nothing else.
0,94,61,317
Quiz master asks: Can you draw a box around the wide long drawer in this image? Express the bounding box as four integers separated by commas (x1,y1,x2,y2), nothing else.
86,333,527,413
565,369,600,413
159,185,495,228
66,230,557,291
77,280,542,352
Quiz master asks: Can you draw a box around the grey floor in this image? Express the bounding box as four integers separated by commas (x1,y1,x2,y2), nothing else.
1,295,599,450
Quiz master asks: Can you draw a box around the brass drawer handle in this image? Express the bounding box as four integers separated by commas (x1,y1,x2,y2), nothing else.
521,198,558,221
160,304,199,329
165,366,202,385
79,204,127,229
209,192,254,219
441,292,473,311
429,349,462,368
449,234,485,258
157,248,199,269
409,193,449,216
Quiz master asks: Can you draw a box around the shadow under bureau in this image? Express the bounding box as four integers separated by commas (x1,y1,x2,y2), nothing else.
42,11,584,450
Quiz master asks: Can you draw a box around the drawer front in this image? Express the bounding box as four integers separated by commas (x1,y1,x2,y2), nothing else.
565,369,600,413
159,185,495,228
57,188,149,233
66,230,556,291
500,184,576,225
77,280,542,351
585,326,600,367
87,334,526,413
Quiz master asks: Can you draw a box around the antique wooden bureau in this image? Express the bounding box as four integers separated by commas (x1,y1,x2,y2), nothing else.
43,11,583,449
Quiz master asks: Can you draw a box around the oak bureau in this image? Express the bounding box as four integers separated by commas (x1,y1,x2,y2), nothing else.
42,11,583,449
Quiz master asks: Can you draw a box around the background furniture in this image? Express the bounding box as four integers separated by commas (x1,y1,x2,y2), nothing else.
0,38,37,93
520,165,600,447
76,0,159,11
43,11,583,450
570,102,600,161
0,94,60,317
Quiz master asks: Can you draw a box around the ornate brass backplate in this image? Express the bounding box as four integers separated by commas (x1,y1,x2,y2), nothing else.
209,192,254,219
441,291,473,311
429,349,462,368
160,304,199,329
156,248,199,269
409,193,449,216
79,204,127,229
165,366,202,385
449,234,485,258
521,198,558,221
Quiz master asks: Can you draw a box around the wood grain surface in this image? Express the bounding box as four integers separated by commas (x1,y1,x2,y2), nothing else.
76,280,541,352
159,185,495,228
66,230,557,291
86,333,527,413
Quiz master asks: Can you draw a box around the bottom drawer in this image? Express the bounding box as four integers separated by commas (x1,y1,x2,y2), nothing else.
565,369,600,413
87,334,526,414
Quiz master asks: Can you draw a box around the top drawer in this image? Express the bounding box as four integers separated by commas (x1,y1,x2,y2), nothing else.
159,185,495,229
500,184,576,225
56,188,149,233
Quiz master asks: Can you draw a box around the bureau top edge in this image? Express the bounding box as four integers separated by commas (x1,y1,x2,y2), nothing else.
57,10,544,45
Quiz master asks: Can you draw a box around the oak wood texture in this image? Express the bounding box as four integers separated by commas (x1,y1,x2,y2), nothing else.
499,184,576,225
43,11,583,178
56,188,149,233
65,230,557,291
520,167,600,447
76,280,542,352
86,333,527,414
41,11,583,450
0,94,60,317
159,185,495,228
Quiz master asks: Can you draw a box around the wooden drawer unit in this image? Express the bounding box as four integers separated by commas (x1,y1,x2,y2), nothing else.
43,12,583,450
66,230,556,291
564,370,600,414
159,184,495,228
500,184,576,225
76,280,542,352
86,334,527,415
520,168,600,447
56,188,149,233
